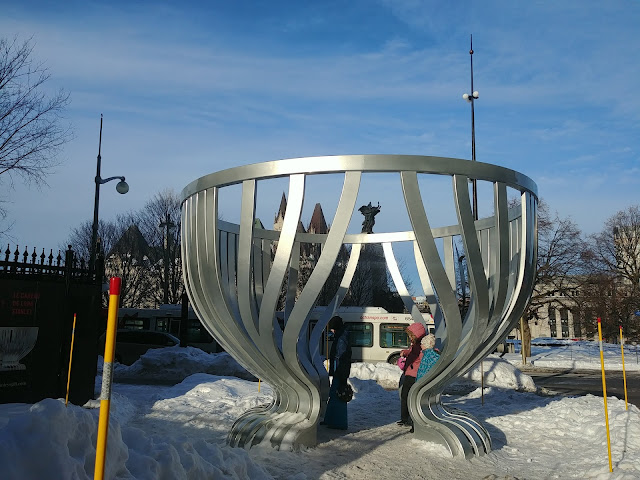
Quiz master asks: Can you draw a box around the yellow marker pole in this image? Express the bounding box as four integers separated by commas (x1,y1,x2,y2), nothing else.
481,360,484,405
597,318,613,473
95,277,121,480
325,328,330,371
620,325,628,410
258,379,261,392
520,318,526,365
65,313,78,407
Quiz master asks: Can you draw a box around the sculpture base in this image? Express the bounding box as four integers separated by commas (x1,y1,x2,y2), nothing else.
228,408,318,451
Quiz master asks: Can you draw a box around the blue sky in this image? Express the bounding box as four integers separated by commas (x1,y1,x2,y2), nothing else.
1,1,639,267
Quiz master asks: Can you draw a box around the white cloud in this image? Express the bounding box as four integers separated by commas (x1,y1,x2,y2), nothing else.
1,1,639,249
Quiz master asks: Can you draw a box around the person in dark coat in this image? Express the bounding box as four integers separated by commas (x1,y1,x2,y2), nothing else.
397,322,426,427
321,315,352,430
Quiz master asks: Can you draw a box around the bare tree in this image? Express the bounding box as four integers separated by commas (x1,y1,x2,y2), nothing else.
573,273,619,341
454,241,470,318
65,190,184,308
64,213,153,308
63,219,121,262
67,189,183,308
275,242,344,312
135,189,182,305
106,220,154,308
315,244,349,306
583,205,640,341
519,200,587,356
0,36,72,226
343,252,374,307
341,244,408,312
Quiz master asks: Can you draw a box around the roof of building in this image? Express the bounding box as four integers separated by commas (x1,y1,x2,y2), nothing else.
308,203,328,234
275,192,287,223
108,224,150,260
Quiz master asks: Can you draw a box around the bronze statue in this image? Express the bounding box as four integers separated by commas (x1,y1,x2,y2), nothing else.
358,202,381,233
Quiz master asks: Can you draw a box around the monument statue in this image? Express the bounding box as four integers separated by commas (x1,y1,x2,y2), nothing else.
358,202,381,233
180,154,538,458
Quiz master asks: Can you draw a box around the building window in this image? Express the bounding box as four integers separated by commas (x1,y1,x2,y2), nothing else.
549,307,557,338
574,310,582,338
560,309,569,338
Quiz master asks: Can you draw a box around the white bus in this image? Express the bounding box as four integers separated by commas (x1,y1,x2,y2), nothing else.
306,306,435,365
118,304,434,365
117,304,222,354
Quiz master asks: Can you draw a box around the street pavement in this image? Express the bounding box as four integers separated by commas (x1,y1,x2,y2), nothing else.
524,367,640,408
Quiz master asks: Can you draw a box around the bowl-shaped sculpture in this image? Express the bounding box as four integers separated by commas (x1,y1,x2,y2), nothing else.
181,155,537,457
0,326,39,371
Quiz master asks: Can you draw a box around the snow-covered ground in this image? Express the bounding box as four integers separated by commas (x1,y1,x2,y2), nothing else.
1,342,639,479
515,340,640,371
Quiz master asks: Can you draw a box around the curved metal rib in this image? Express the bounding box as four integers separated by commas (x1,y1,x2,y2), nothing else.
383,242,424,326
309,242,362,415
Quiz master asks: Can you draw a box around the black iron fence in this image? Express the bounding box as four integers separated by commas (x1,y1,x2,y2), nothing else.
0,244,103,282
0,244,103,405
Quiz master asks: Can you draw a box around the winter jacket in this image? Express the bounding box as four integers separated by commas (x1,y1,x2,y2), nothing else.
400,322,426,378
416,349,440,379
329,326,352,385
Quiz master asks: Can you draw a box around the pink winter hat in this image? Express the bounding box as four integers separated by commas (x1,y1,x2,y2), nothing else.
406,322,426,338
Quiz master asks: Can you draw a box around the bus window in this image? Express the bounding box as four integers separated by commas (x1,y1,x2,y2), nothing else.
120,314,148,330
155,317,169,332
379,323,409,348
346,323,373,347
310,320,330,357
185,319,215,343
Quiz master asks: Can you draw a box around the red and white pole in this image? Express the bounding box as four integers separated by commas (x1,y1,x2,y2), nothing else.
95,277,121,480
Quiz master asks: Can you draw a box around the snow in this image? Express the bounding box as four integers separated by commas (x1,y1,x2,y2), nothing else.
1,342,639,479
523,341,640,372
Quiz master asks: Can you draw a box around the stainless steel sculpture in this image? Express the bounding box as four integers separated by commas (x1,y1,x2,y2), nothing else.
181,154,537,458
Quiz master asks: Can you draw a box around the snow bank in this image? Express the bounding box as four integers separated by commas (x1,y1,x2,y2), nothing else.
100,347,258,383
349,361,401,389
459,356,537,392
350,356,536,392
0,385,273,479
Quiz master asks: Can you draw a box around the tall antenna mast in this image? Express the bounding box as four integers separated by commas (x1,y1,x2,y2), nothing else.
462,34,479,220
470,35,476,165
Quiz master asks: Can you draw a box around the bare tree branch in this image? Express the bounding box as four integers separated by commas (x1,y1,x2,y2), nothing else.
507,199,588,354
0,36,72,229
583,205,640,340
134,188,183,305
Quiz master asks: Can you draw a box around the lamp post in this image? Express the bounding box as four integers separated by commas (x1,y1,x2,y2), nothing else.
90,114,129,274
462,34,479,220
159,212,175,304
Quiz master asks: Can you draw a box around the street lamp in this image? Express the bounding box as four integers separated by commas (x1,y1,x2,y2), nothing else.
90,114,129,273
462,36,483,401
462,34,479,220
159,212,176,304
